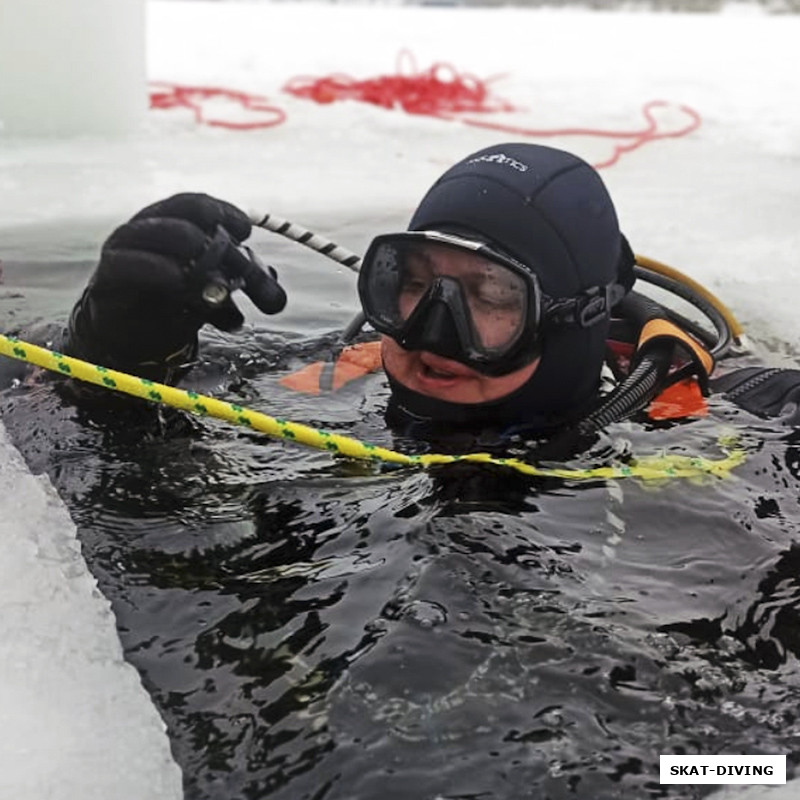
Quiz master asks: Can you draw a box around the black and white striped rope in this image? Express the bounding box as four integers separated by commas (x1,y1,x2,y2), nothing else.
252,212,362,273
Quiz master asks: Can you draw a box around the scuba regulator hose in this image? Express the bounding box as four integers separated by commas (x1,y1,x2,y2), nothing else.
566,255,744,442
635,254,746,356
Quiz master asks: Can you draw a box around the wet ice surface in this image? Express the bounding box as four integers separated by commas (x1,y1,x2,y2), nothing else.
2,1,800,797
0,425,182,799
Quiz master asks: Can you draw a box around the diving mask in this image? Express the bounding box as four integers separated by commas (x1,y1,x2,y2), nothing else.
358,230,623,377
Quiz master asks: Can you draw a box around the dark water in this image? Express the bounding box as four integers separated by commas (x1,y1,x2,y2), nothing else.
2,223,800,798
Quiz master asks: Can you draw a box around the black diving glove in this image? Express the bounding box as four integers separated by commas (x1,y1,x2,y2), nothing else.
65,193,287,383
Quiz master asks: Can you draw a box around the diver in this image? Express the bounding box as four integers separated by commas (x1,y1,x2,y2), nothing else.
6,143,800,800
7,141,800,441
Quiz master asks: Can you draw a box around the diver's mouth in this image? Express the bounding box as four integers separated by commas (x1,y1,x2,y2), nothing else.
422,363,457,380
415,353,475,388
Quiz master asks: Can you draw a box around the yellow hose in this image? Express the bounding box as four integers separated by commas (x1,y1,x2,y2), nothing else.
0,333,745,482
636,254,746,341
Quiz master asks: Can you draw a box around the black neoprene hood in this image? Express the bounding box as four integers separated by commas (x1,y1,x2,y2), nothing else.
387,142,628,433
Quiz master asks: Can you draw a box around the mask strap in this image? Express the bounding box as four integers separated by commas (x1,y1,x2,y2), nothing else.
543,282,627,329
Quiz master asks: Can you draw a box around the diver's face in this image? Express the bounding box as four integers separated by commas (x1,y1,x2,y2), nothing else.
381,245,539,405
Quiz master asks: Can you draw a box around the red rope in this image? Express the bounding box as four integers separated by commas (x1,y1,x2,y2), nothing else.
284,50,514,116
283,53,702,169
453,100,703,169
148,57,702,172
149,83,286,130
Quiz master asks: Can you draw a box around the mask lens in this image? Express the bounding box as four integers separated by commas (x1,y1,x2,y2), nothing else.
459,258,526,351
359,239,407,329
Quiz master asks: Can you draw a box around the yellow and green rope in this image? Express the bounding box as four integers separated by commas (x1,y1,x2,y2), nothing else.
0,333,745,482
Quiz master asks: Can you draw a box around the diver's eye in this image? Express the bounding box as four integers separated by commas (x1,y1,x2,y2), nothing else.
400,253,434,298
466,274,525,312
473,289,519,311
402,276,431,296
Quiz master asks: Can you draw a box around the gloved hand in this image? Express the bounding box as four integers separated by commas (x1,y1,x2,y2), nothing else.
65,193,286,382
